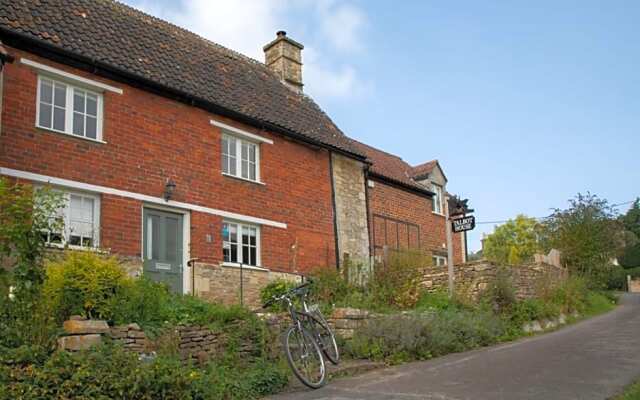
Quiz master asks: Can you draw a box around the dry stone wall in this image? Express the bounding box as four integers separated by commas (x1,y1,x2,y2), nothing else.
421,258,567,300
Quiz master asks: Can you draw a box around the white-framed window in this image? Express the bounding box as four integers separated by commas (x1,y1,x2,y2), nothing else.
432,184,444,214
36,76,103,141
221,134,260,182
42,190,101,249
432,255,447,267
222,221,260,266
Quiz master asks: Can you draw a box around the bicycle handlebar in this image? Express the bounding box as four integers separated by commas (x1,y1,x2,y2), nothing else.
262,279,314,309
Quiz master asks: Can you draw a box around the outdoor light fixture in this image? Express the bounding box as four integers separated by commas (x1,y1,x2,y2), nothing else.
164,179,176,201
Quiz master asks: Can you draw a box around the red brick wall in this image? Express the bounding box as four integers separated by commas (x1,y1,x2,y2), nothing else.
367,178,465,265
0,48,335,273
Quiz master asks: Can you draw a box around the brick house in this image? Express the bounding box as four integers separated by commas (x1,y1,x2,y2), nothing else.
0,0,469,305
0,1,372,305
351,141,467,266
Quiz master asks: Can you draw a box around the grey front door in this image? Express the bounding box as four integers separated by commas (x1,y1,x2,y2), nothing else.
143,208,184,294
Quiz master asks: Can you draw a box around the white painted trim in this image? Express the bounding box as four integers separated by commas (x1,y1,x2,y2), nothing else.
142,204,192,294
21,58,123,94
221,172,265,186
222,262,269,272
0,167,287,229
211,119,273,144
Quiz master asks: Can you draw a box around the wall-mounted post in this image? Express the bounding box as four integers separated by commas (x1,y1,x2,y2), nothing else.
445,197,455,296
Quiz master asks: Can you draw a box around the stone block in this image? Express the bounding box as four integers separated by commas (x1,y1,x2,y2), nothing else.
63,319,110,335
58,334,102,351
128,330,146,339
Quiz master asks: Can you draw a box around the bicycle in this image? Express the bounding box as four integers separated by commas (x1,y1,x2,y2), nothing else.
262,280,339,389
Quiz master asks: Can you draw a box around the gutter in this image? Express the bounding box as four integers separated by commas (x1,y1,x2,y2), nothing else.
368,171,435,198
0,27,368,163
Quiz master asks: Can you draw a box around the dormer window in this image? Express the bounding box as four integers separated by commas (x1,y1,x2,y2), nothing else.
432,184,444,215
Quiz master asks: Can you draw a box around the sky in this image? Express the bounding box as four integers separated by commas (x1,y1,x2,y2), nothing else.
124,0,640,251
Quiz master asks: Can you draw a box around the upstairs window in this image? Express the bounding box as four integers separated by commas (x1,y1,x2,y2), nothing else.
221,134,260,182
222,221,260,267
37,76,102,141
432,184,444,215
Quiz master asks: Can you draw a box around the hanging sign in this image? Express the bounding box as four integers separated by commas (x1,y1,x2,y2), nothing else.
452,215,475,233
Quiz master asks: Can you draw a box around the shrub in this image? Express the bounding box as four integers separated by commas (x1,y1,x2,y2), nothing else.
43,251,129,322
414,290,460,312
347,309,505,363
372,249,430,309
260,279,298,312
0,343,288,400
481,268,517,313
545,276,589,314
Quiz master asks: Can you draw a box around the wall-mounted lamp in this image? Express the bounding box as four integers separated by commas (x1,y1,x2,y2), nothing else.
164,179,176,201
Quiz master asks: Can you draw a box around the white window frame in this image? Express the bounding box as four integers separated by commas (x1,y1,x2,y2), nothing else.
41,188,101,250
36,75,104,143
221,220,261,267
221,133,262,184
432,255,447,267
432,184,444,215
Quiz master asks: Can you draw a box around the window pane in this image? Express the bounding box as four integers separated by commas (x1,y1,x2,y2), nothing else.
229,156,236,176
221,137,229,173
53,107,65,131
39,103,52,128
40,79,53,104
249,144,256,163
86,116,97,139
228,137,236,157
230,243,237,262
165,217,178,262
73,112,84,136
222,223,229,242
242,245,249,265
249,163,256,181
86,94,97,116
241,142,248,160
241,159,248,179
74,90,85,113
229,224,237,243
249,229,256,246
54,83,66,108
249,247,256,266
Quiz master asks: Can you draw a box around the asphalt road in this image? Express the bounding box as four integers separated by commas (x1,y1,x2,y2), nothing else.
269,294,640,400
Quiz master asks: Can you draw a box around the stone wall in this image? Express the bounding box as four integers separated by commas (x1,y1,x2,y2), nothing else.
421,257,568,300
193,262,304,308
331,153,371,266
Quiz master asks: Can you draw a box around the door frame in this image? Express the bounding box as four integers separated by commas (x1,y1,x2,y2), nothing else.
141,203,191,294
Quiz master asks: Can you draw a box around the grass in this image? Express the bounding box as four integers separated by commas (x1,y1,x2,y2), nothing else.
612,380,640,400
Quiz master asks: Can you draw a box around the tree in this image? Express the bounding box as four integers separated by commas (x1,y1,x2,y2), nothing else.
483,215,542,265
542,193,626,286
619,199,640,268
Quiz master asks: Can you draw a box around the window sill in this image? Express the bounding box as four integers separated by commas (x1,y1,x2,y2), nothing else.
222,173,265,186
432,212,446,218
45,243,107,253
221,262,268,272
37,125,107,144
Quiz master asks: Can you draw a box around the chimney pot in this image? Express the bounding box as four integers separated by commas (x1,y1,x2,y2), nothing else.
264,31,304,92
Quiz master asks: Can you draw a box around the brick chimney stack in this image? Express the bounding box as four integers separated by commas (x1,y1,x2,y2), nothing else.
263,31,304,92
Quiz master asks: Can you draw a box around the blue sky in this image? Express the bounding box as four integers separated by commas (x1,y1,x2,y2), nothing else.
126,0,640,251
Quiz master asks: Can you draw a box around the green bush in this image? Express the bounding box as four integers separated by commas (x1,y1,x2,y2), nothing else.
43,251,129,322
414,290,460,312
0,343,288,400
260,279,298,312
347,309,505,364
481,268,517,313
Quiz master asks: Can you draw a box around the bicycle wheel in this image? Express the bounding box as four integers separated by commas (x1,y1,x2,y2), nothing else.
283,325,326,389
309,316,340,365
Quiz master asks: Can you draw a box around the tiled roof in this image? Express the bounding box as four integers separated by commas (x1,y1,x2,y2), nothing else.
350,140,433,195
411,160,437,179
0,0,364,158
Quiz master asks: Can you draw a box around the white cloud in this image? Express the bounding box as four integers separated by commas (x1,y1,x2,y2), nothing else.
315,1,367,52
128,0,371,101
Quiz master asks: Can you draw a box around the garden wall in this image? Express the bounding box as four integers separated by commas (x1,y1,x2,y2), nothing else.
421,252,567,299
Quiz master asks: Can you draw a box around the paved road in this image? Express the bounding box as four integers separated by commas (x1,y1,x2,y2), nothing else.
269,294,640,400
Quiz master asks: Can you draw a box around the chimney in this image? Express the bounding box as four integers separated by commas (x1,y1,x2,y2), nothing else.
263,31,304,92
